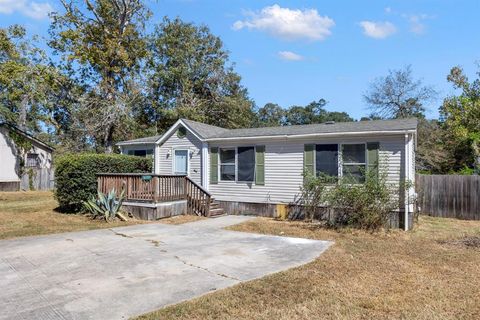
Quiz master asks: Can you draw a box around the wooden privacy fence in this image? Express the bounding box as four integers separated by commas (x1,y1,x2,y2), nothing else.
97,173,211,216
416,174,480,220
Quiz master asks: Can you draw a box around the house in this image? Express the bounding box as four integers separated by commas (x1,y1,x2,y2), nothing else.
116,118,417,230
0,122,54,191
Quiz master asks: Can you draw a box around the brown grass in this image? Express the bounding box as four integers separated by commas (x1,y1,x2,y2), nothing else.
137,216,480,320
0,191,146,239
158,214,206,225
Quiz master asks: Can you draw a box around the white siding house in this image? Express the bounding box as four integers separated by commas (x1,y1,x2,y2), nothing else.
117,118,417,230
0,123,54,191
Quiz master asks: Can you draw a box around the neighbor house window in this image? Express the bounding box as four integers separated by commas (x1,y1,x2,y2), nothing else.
220,148,236,181
127,149,153,157
342,144,366,183
237,146,255,182
315,144,338,182
26,153,39,167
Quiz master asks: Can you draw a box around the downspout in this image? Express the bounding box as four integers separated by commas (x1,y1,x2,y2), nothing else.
201,142,209,190
404,133,410,231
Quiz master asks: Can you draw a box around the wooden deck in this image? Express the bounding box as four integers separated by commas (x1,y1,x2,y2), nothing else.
97,173,224,217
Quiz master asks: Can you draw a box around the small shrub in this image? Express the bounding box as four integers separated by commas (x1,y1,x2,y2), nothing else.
326,170,399,229
55,153,152,212
293,169,406,230
83,188,126,222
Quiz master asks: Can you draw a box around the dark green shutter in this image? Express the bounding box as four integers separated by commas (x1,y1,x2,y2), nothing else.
210,147,218,184
304,144,315,176
255,146,265,185
367,142,380,180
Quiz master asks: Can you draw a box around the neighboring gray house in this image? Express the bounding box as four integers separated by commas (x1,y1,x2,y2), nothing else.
117,118,417,230
0,122,54,191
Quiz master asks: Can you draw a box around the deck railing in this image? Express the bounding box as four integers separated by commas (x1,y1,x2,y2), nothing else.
97,173,211,216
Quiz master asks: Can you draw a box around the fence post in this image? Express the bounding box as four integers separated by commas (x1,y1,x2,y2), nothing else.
153,176,159,202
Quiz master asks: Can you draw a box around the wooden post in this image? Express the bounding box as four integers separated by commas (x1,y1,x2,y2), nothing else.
153,176,160,202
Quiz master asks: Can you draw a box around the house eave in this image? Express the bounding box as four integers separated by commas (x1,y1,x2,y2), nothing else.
204,129,417,142
116,141,157,146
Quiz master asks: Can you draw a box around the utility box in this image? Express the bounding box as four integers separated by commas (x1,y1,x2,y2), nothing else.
276,203,288,220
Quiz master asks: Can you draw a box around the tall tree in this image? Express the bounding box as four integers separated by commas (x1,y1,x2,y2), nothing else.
146,17,255,131
416,119,454,173
0,25,76,140
284,100,353,125
364,65,436,119
440,66,480,173
49,0,150,152
0,25,49,132
255,103,285,127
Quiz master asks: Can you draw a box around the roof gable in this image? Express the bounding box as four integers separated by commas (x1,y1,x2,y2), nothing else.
0,122,54,152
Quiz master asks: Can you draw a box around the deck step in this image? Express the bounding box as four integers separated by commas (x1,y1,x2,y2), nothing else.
208,206,225,217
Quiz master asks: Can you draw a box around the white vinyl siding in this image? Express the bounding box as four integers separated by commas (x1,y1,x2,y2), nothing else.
157,130,202,185
208,135,406,205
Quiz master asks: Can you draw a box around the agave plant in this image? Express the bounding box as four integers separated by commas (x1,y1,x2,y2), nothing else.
83,188,126,222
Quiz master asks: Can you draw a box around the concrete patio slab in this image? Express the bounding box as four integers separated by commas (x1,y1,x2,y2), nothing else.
0,216,332,320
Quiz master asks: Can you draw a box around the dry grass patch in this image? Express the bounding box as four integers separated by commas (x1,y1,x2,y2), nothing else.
137,216,480,320
158,214,206,225
0,191,146,239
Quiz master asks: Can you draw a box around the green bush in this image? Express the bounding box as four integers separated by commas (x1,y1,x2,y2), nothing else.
293,169,406,230
326,170,399,229
55,153,152,211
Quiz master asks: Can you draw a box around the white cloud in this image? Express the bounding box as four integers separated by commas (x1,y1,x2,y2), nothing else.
278,51,304,61
233,4,335,41
404,14,430,35
359,21,397,39
0,0,53,20
385,7,392,14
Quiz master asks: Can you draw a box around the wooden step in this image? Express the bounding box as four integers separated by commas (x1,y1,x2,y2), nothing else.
209,208,225,217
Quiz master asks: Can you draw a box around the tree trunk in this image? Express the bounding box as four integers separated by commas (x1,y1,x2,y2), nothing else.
472,140,480,175
104,124,114,154
18,95,28,131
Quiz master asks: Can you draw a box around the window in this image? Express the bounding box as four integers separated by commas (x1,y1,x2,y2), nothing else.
127,149,153,158
220,148,236,181
315,144,338,182
238,147,255,182
342,144,366,183
26,153,39,167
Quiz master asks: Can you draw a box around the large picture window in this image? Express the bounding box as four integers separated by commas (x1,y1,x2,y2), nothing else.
342,144,366,183
315,144,338,181
237,147,255,182
220,148,236,181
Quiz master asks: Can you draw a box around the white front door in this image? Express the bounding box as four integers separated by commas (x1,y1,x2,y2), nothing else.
174,150,188,175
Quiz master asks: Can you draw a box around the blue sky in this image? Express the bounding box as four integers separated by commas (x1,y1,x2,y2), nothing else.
1,0,479,119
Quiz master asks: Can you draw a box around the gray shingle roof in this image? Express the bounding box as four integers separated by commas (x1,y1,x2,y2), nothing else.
207,118,418,139
182,119,230,138
116,118,417,145
116,135,162,145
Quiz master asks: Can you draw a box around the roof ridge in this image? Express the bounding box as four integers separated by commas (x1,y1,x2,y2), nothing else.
181,118,230,131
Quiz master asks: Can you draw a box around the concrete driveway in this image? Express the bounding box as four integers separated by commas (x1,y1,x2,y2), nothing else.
0,216,332,320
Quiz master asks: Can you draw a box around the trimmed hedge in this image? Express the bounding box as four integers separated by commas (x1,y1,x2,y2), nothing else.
55,153,152,211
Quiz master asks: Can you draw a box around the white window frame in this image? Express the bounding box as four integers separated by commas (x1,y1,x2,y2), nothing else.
219,147,236,182
172,148,190,176
218,146,257,183
312,142,368,183
340,143,367,183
